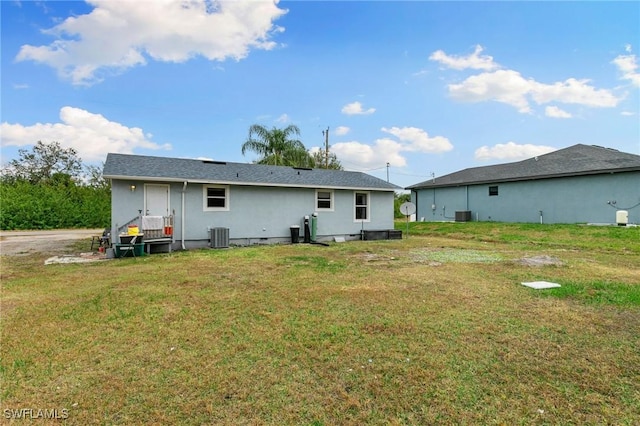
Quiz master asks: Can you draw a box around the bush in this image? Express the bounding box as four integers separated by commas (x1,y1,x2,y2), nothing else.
0,178,110,230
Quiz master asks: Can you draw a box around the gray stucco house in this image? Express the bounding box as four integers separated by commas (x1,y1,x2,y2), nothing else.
406,144,640,225
103,153,400,250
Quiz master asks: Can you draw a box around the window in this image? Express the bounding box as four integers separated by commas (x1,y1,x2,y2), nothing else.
355,191,369,221
316,190,334,211
203,185,229,211
489,186,499,196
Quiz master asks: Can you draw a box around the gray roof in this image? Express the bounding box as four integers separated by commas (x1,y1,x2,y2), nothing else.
103,153,401,191
407,144,640,190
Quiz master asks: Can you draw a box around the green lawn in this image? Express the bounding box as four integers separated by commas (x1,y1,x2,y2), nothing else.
1,223,639,424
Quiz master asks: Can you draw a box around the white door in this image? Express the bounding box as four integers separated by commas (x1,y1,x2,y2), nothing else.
145,184,170,216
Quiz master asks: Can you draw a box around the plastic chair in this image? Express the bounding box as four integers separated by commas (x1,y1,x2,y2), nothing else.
117,235,138,258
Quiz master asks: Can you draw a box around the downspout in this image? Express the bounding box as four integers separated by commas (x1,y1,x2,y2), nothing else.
465,185,469,211
181,181,187,250
432,188,436,217
412,190,418,221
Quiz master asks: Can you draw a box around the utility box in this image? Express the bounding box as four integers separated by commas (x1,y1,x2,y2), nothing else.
210,227,229,248
616,210,629,226
455,211,472,222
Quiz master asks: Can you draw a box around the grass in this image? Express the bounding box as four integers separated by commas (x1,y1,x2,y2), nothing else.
1,223,639,424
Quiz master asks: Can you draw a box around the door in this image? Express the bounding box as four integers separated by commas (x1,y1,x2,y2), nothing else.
145,184,170,216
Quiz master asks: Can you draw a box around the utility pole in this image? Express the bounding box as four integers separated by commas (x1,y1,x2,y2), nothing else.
322,127,330,169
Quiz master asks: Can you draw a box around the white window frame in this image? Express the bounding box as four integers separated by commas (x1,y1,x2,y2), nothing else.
315,189,334,212
354,191,370,222
203,185,230,211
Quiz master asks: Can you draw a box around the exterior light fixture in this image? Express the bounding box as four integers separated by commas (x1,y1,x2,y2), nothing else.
130,184,136,192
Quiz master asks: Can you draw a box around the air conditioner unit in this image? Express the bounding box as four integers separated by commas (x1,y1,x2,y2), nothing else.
210,227,229,248
455,211,472,222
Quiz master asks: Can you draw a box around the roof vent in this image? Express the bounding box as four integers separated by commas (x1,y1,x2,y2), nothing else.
202,160,226,165
293,167,312,171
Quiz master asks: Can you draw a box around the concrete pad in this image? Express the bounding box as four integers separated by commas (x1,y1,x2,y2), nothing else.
521,281,561,289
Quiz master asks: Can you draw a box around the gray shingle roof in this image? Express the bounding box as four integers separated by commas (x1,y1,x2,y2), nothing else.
407,144,640,189
103,153,401,191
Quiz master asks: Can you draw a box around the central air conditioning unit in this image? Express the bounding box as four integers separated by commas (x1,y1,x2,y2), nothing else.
210,227,229,248
455,211,472,222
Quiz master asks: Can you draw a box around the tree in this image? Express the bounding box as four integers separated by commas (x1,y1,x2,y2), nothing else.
84,163,110,190
311,150,343,170
0,142,111,230
241,124,313,167
2,141,83,184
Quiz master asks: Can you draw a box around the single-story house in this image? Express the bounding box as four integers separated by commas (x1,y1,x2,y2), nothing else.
406,144,640,224
103,153,401,251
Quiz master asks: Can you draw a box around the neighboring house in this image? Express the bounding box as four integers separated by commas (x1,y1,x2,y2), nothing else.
406,144,640,225
103,153,401,250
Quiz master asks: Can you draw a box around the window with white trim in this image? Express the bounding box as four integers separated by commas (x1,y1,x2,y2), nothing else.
316,189,334,211
203,185,229,211
355,191,369,221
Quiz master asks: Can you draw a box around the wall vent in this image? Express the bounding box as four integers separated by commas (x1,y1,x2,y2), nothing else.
210,227,229,248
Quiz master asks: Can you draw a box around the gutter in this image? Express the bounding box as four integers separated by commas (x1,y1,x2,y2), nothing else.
406,168,640,190
104,174,400,192
181,181,187,250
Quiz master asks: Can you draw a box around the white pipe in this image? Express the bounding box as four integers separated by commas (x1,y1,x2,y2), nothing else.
181,182,187,250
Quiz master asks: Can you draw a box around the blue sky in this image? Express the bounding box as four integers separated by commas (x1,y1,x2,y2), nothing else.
1,0,639,188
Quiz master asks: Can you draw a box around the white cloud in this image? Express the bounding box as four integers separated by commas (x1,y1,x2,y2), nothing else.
545,106,572,119
334,126,350,136
448,70,620,113
15,0,287,85
0,106,171,162
621,111,636,116
474,142,556,161
276,113,290,124
330,126,452,170
341,101,376,115
449,69,533,112
530,78,620,107
332,139,407,169
612,53,640,87
434,46,621,113
381,126,453,153
429,45,499,71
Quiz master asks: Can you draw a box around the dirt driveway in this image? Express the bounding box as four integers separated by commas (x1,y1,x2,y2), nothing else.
0,229,103,256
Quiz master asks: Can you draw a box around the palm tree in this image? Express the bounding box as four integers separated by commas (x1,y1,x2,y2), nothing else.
241,124,313,167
